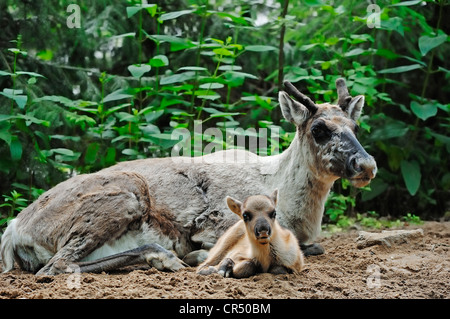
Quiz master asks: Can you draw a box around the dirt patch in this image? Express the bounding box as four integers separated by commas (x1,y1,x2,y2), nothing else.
0,221,448,299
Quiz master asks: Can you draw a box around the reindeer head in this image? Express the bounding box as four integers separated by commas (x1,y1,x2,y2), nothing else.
226,190,278,245
278,79,377,187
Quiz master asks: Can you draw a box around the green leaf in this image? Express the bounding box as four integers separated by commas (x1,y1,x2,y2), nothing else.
115,112,139,123
304,0,325,6
126,6,142,18
148,34,196,52
375,49,399,60
0,114,49,127
144,110,164,123
213,48,233,56
418,34,447,57
160,71,196,85
36,49,53,61
361,178,389,201
401,160,421,196
33,95,73,105
52,148,75,156
103,89,134,103
158,9,193,22
105,147,116,165
410,101,438,121
218,65,242,71
344,48,366,57
369,120,409,140
378,64,423,74
13,95,28,109
128,64,151,79
85,143,100,165
8,48,27,56
16,71,45,78
199,82,225,89
0,89,28,109
197,93,221,101
225,71,258,80
390,0,422,6
177,66,208,72
126,4,157,18
10,137,22,161
0,122,11,145
245,45,277,52
380,17,404,36
149,55,169,67
215,12,248,25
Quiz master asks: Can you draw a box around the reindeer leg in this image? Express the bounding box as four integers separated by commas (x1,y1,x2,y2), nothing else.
268,265,291,275
45,244,186,275
300,243,324,256
231,259,259,279
183,249,209,266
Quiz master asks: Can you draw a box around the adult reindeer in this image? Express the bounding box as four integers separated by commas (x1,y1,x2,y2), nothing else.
1,78,377,275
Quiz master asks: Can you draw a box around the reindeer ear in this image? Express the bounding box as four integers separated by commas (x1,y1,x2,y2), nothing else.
270,189,278,206
347,95,365,121
279,91,310,125
226,196,243,216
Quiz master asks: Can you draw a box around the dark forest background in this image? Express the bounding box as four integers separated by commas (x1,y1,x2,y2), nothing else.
0,0,449,231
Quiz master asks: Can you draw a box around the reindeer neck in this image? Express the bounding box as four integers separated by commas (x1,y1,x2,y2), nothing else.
264,133,337,241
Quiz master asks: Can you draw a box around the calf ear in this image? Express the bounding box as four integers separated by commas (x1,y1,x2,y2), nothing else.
347,95,365,121
226,196,243,216
279,92,311,126
270,189,278,206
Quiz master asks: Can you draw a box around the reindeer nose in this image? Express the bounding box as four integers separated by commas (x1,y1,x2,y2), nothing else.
350,156,362,173
348,154,377,179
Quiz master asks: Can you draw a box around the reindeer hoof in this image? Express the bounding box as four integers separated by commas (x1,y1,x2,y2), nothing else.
300,243,325,256
143,244,187,272
218,258,234,278
197,266,217,275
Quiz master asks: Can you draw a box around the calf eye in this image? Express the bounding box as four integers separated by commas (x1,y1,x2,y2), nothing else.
269,210,276,219
242,212,252,222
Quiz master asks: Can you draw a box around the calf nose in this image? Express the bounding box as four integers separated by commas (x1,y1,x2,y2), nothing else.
254,218,271,238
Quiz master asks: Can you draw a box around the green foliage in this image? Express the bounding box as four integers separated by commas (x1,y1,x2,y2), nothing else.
0,0,448,230
403,213,423,225
0,190,27,227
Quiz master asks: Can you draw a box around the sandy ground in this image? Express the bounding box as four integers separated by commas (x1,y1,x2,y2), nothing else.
0,221,448,299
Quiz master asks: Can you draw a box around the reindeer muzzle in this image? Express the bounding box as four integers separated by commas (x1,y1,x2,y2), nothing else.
341,131,377,187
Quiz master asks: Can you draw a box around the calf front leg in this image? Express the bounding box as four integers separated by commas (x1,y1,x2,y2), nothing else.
231,259,259,278
215,258,258,279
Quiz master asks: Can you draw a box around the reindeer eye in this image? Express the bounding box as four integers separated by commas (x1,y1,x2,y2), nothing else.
242,212,252,222
311,122,332,144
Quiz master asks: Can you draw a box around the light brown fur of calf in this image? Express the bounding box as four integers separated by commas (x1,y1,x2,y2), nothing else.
197,190,304,278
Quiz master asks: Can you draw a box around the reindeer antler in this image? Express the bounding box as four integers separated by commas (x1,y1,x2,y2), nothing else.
283,81,318,115
335,78,352,111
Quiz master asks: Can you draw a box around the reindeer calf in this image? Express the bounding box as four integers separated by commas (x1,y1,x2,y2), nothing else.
197,190,304,278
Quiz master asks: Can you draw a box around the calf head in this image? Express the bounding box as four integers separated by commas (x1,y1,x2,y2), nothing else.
226,190,278,245
278,78,377,187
